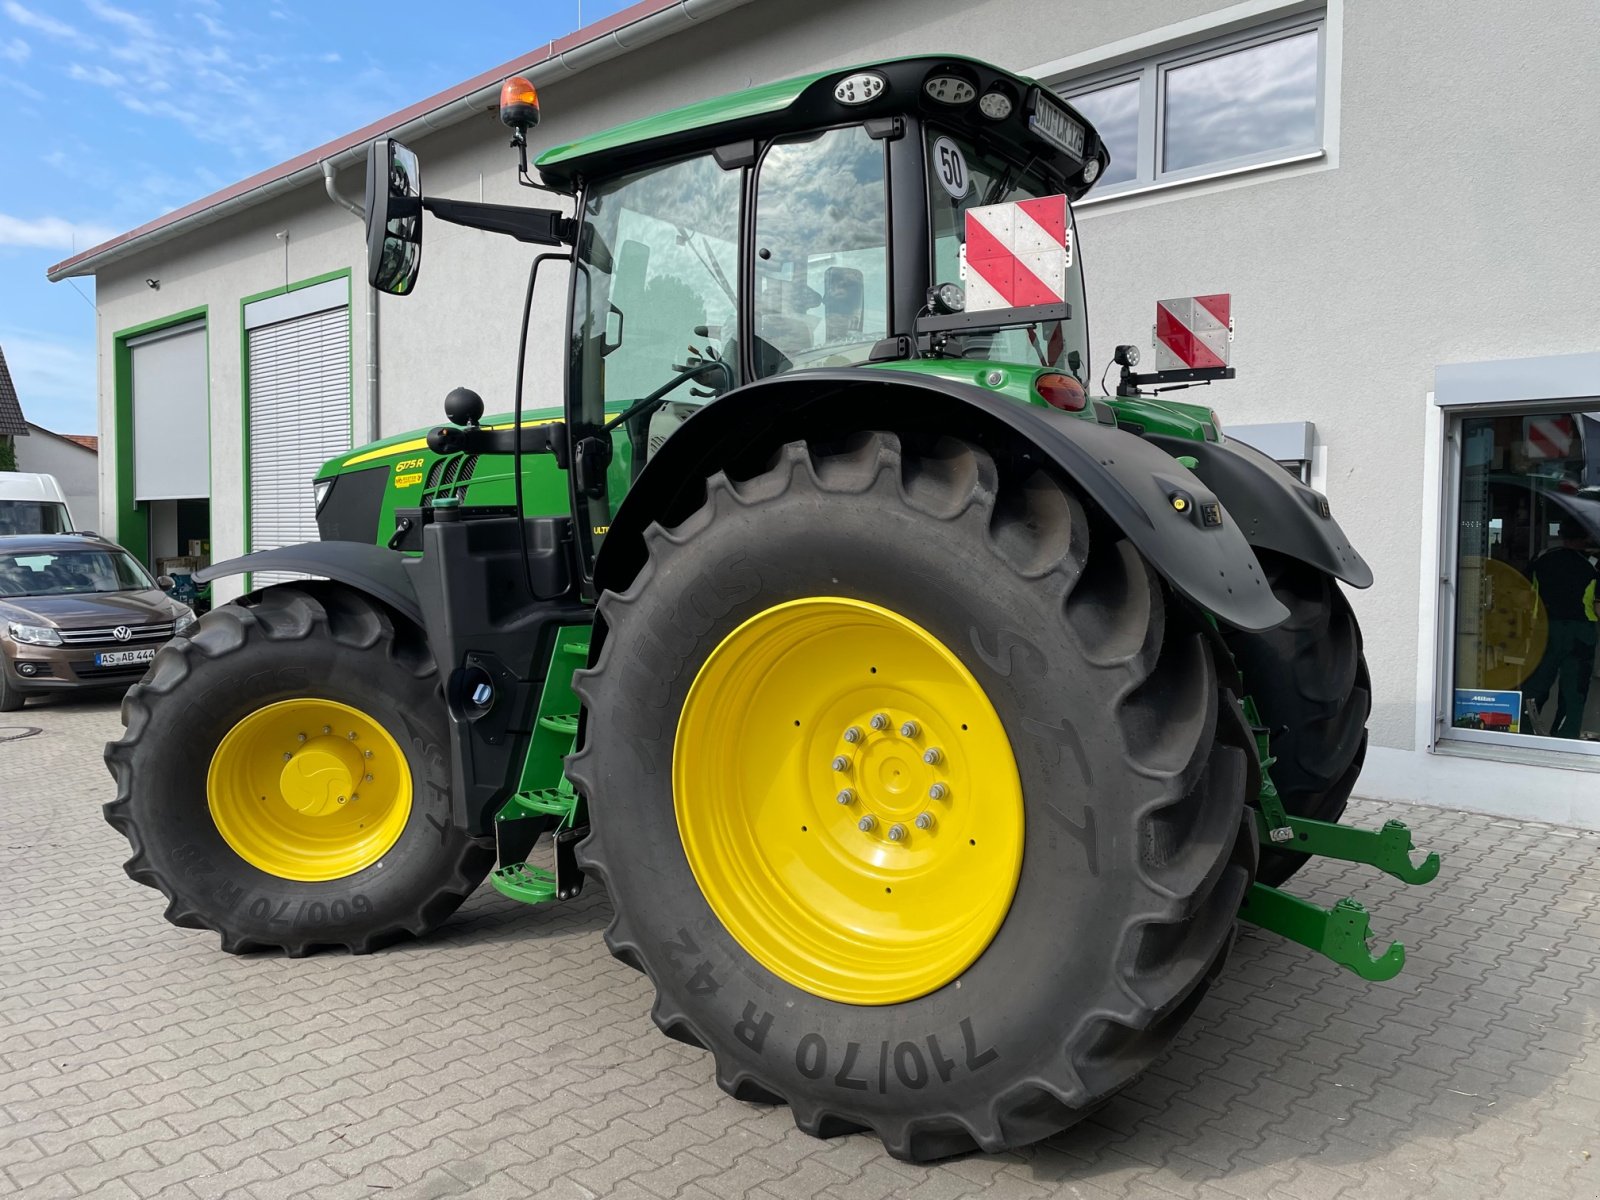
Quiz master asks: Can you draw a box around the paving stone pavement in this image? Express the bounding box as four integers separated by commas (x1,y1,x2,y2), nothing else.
3,691,1598,1200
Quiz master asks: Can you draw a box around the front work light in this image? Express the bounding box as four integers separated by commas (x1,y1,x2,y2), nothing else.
1082,158,1101,185
312,478,333,513
924,75,975,105
834,72,887,105
499,76,541,132
928,282,965,314
978,90,1013,120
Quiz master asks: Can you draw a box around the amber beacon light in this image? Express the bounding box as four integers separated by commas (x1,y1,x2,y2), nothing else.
499,76,541,132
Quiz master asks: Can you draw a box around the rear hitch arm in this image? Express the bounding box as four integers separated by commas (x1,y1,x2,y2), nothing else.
1239,886,1408,982
1253,812,1442,885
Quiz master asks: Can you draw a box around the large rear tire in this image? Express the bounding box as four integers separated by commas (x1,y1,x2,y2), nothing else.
571,432,1257,1159
104,584,493,955
1221,551,1371,886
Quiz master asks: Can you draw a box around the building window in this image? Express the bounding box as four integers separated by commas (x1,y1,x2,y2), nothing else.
1063,13,1326,195
1449,409,1600,746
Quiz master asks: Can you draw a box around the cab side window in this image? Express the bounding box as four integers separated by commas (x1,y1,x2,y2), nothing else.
751,126,889,377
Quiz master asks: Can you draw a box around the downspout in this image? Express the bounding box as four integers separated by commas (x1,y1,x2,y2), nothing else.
322,160,379,442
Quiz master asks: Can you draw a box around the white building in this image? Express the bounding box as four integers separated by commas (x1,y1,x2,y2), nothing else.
14,424,99,531
47,0,1600,829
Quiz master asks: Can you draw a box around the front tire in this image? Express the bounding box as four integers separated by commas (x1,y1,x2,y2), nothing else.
104,584,493,955
572,432,1257,1159
1221,551,1371,886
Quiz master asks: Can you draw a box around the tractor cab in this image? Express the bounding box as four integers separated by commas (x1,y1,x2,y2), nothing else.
365,57,1111,577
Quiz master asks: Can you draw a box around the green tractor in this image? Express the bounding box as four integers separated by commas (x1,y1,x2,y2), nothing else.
105,57,1438,1159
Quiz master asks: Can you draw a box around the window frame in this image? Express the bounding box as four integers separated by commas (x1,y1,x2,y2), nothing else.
1438,399,1600,758
746,123,893,381
1062,10,1328,199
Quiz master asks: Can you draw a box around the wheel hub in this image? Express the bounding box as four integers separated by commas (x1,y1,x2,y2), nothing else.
207,698,411,882
674,597,1024,1006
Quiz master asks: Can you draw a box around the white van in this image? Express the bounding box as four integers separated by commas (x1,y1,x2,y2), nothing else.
0,473,75,535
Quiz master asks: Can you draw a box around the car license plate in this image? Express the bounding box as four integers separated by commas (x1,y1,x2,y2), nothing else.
1029,93,1086,159
95,648,157,667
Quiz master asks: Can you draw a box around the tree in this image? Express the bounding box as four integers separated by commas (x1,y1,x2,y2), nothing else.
0,436,16,472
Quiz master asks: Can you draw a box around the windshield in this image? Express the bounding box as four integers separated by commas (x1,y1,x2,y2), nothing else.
0,549,155,598
926,127,1088,378
0,500,72,536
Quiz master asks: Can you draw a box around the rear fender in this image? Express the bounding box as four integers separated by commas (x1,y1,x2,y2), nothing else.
1147,433,1372,588
196,542,423,627
596,369,1288,631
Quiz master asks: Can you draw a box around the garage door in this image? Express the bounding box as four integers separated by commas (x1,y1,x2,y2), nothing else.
245,278,352,583
128,318,209,502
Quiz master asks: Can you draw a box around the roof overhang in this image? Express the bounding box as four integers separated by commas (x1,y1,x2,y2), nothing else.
45,0,756,283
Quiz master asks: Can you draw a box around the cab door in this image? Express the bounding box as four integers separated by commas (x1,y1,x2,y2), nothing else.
565,153,744,581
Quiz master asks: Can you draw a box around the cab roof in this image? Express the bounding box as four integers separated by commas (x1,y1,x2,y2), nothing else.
535,55,1108,196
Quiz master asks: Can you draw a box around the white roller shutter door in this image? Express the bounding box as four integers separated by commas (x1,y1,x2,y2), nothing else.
247,298,351,584
129,319,209,502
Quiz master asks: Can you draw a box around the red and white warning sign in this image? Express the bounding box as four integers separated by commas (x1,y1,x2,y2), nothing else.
961,195,1072,312
1523,414,1578,460
1153,294,1233,371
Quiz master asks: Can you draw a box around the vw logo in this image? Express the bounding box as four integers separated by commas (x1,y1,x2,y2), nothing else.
112,626,133,642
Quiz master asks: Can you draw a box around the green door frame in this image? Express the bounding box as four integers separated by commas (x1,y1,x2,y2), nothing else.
111,306,210,566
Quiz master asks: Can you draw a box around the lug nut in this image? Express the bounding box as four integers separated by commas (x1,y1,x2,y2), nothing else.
843,726,862,744
836,788,855,805
282,752,292,762
858,815,876,832
322,725,332,735
831,755,850,772
297,733,307,744
887,823,907,842
928,782,948,800
923,747,943,765
347,731,357,740
364,773,374,783
870,713,890,731
899,720,919,738
364,749,374,759
349,793,358,803
915,812,934,830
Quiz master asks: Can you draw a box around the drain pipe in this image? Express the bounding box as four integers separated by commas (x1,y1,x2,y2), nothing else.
322,160,379,442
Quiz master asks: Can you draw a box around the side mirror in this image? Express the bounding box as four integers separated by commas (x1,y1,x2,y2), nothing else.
156,574,175,590
364,137,423,295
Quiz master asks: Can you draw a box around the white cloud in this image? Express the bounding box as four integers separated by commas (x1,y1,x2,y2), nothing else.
0,213,119,251
84,0,155,39
1,1,77,39
0,34,27,61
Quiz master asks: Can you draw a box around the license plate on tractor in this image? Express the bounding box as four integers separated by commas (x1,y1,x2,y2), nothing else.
95,648,156,667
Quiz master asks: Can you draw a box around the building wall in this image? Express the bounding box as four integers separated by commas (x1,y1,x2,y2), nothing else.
87,0,1600,818
15,430,98,530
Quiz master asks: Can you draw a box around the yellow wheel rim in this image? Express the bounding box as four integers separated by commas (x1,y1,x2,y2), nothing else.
674,597,1024,1005
207,698,412,882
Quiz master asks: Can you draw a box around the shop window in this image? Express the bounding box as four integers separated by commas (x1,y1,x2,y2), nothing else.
1451,409,1600,744
1063,12,1327,196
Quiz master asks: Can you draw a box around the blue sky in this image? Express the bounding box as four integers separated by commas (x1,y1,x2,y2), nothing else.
0,0,636,436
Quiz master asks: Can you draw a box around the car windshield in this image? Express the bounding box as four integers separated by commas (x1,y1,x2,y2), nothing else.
0,500,72,535
0,550,155,597
926,127,1089,377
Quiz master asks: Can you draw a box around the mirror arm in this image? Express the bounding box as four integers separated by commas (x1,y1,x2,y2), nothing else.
420,197,574,246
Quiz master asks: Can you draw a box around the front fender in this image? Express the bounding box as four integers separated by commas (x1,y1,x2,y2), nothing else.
596,370,1288,631
195,541,423,627
1147,433,1372,588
